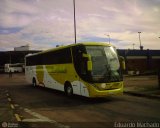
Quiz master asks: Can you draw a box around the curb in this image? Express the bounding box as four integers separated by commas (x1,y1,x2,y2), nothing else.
124,91,160,100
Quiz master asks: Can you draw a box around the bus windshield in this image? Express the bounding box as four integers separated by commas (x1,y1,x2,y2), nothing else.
85,46,122,83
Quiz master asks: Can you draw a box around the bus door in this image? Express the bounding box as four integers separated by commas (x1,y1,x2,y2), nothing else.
72,46,88,96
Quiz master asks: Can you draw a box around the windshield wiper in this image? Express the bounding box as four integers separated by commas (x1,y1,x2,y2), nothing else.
104,65,121,82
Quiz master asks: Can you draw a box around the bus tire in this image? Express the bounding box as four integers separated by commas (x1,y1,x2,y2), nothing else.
32,78,37,87
64,83,73,96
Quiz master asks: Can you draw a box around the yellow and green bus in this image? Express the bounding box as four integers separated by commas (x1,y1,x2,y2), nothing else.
25,42,124,97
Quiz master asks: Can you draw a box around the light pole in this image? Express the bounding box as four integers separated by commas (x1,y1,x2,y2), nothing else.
132,43,135,50
138,32,143,50
73,0,77,44
104,34,110,44
9,51,11,64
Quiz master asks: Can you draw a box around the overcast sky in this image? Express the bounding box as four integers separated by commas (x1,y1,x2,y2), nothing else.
0,0,160,51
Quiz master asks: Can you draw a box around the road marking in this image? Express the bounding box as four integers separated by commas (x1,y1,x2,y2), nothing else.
5,90,22,122
14,104,19,107
23,118,54,122
8,98,11,102
3,90,22,123
10,104,15,109
15,114,22,122
23,108,70,128
23,108,56,123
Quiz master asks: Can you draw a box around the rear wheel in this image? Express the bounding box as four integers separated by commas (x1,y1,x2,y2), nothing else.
32,78,37,87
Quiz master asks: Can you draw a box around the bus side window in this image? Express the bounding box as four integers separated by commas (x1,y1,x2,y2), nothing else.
72,46,87,76
79,52,87,75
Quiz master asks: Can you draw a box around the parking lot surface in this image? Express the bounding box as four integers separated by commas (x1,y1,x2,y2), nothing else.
0,73,160,128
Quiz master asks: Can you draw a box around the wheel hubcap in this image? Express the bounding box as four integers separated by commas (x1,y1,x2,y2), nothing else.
67,87,72,94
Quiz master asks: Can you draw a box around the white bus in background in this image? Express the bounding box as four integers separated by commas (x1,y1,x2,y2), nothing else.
4,63,24,73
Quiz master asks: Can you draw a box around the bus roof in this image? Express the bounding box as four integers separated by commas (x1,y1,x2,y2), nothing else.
25,42,113,57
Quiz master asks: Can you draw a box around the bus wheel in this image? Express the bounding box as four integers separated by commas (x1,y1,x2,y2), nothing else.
65,84,73,96
32,78,37,87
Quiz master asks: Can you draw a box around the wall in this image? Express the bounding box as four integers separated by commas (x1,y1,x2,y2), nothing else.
117,49,160,73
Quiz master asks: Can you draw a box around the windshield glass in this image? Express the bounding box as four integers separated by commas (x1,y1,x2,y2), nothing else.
86,46,122,82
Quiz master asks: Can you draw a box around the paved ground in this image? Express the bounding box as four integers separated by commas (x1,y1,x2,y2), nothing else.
124,75,160,98
0,73,160,128
0,89,15,122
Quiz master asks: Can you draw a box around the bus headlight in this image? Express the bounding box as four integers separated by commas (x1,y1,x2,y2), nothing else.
101,83,106,89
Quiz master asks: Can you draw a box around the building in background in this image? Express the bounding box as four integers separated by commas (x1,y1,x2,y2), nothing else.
0,48,160,74
14,45,30,51
0,50,41,73
117,49,160,74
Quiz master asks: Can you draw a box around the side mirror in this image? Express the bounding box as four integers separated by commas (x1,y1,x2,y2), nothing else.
119,56,126,70
87,60,92,71
83,53,93,71
121,60,126,70
82,53,91,59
